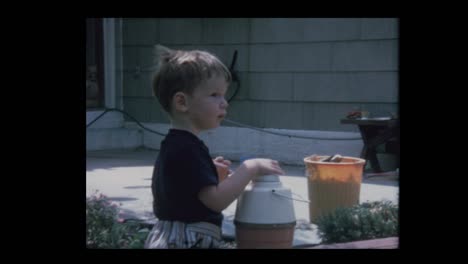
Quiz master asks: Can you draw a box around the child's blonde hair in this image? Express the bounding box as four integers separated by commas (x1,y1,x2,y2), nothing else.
152,45,232,114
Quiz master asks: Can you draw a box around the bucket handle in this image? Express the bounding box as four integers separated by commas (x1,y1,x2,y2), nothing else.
272,189,310,203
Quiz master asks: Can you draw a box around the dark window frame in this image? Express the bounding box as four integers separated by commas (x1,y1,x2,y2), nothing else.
86,18,105,109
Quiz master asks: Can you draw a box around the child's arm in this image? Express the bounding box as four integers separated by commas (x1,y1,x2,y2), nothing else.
198,158,285,213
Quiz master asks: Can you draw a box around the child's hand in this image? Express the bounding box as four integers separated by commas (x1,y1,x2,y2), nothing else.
213,156,232,182
244,158,285,176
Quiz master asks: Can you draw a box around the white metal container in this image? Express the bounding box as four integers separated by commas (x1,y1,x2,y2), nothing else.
234,175,296,248
234,175,296,224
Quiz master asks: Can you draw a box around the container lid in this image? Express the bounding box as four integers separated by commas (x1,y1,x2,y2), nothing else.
254,175,280,182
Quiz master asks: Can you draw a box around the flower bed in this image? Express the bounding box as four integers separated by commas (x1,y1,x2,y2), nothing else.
315,200,398,244
86,191,149,249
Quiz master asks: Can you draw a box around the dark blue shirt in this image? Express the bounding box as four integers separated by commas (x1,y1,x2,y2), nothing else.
152,129,223,227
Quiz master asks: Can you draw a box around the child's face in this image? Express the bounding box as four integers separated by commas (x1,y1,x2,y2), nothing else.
186,76,229,132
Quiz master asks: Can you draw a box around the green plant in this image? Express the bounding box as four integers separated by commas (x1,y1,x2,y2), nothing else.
316,200,398,244
86,191,150,248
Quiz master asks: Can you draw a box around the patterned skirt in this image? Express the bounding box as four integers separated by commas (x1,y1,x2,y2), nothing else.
144,220,222,249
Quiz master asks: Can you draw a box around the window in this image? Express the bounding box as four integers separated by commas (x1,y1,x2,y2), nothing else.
86,18,104,109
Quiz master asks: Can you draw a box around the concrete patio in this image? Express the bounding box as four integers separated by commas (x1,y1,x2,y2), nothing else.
86,148,399,247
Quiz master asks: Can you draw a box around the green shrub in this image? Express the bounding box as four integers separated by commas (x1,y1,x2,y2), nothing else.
86,191,150,248
316,200,398,244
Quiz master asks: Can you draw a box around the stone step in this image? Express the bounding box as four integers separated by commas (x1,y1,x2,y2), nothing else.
86,128,143,150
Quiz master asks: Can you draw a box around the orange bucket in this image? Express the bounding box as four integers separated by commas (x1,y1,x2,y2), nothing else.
304,155,365,223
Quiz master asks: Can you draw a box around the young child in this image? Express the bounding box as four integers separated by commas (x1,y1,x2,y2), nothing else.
144,45,285,249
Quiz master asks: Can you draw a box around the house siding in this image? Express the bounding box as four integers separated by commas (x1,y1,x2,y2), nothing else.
120,18,399,132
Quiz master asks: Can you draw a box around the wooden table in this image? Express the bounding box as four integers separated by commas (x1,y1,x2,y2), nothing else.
341,118,399,173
